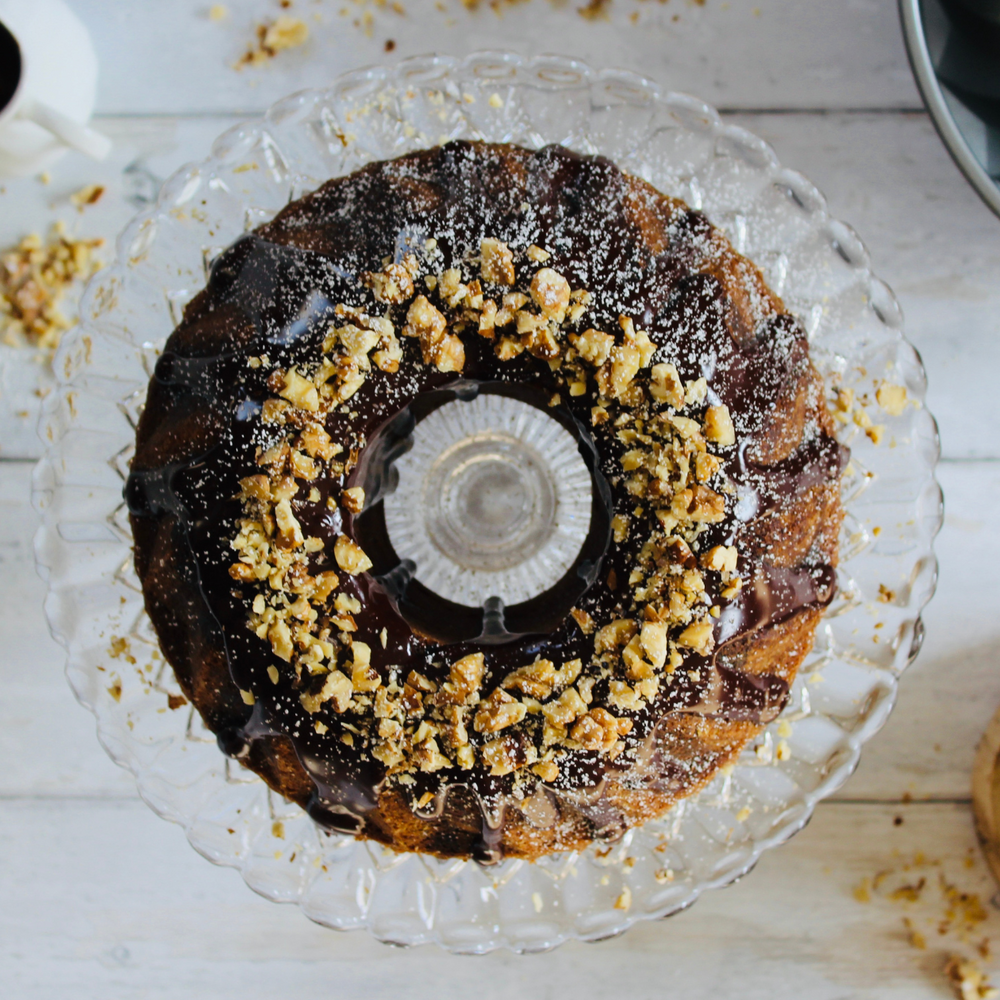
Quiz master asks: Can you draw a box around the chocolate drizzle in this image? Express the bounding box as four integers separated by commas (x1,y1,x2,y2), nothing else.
127,141,847,861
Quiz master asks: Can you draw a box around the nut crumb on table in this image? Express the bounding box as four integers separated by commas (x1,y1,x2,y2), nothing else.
70,184,105,210
852,848,999,999
946,956,1000,1000
237,15,309,67
0,223,104,354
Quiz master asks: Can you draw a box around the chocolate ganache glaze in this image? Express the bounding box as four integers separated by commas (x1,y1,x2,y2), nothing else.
128,141,847,862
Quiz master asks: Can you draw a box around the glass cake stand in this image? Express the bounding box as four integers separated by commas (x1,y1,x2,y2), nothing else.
32,52,942,954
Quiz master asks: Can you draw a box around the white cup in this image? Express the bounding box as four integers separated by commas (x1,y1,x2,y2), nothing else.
0,0,110,178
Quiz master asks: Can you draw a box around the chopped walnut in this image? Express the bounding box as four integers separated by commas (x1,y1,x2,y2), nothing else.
362,260,415,304
437,268,465,307
541,686,587,728
0,223,104,353
341,486,365,514
649,362,684,408
413,737,452,773
350,642,381,692
278,368,319,412
552,659,582,689
407,670,437,694
480,237,515,285
529,268,570,321
481,735,521,776
670,414,703,443
402,294,465,372
876,381,908,416
532,759,559,782
595,619,638,654
495,335,524,361
685,377,708,406
300,669,352,714
677,620,714,653
268,619,293,661
479,299,497,337
439,704,470,749
569,328,615,367
290,450,318,481
372,328,403,373
702,544,738,573
622,634,655,680
274,499,304,545
619,316,656,365
298,423,338,461
334,535,372,575
944,955,998,1000
336,323,382,369
474,688,527,733
502,659,556,699
435,652,485,705
523,323,561,361
570,607,595,635
640,621,668,670
400,295,442,356
432,333,466,373
597,341,641,399
595,320,653,399
261,398,289,423
608,680,643,712
704,404,736,446
694,451,722,482
672,485,726,523
612,513,630,543
570,707,631,753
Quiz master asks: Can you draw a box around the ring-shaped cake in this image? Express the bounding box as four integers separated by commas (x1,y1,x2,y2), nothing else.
128,141,846,862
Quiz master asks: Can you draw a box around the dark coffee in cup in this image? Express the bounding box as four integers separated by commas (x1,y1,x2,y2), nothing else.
0,21,21,115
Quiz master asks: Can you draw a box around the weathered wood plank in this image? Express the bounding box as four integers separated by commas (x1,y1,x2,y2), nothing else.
74,0,922,117
1,798,996,998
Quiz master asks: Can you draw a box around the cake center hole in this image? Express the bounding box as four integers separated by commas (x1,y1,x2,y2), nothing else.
382,393,593,608
429,432,555,571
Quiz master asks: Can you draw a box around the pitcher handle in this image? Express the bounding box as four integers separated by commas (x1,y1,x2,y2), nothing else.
16,96,111,162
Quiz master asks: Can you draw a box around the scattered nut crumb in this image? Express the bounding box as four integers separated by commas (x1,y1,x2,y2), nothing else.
70,184,105,209
238,15,309,66
614,884,632,910
876,381,908,417
1,223,104,353
946,955,999,1000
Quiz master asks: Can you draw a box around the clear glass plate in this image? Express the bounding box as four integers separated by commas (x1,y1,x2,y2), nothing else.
31,52,943,954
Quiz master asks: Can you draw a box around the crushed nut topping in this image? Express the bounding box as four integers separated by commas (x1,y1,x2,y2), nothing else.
227,233,745,788
480,237,515,286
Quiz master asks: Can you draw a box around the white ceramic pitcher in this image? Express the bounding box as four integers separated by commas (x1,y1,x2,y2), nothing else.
0,0,110,177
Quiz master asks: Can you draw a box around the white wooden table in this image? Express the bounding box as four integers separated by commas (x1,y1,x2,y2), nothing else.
3,2,1000,997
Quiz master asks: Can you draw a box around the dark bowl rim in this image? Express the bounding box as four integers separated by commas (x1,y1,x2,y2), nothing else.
899,0,1000,219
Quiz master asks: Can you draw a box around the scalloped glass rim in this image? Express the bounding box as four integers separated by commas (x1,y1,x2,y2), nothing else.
31,52,942,954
